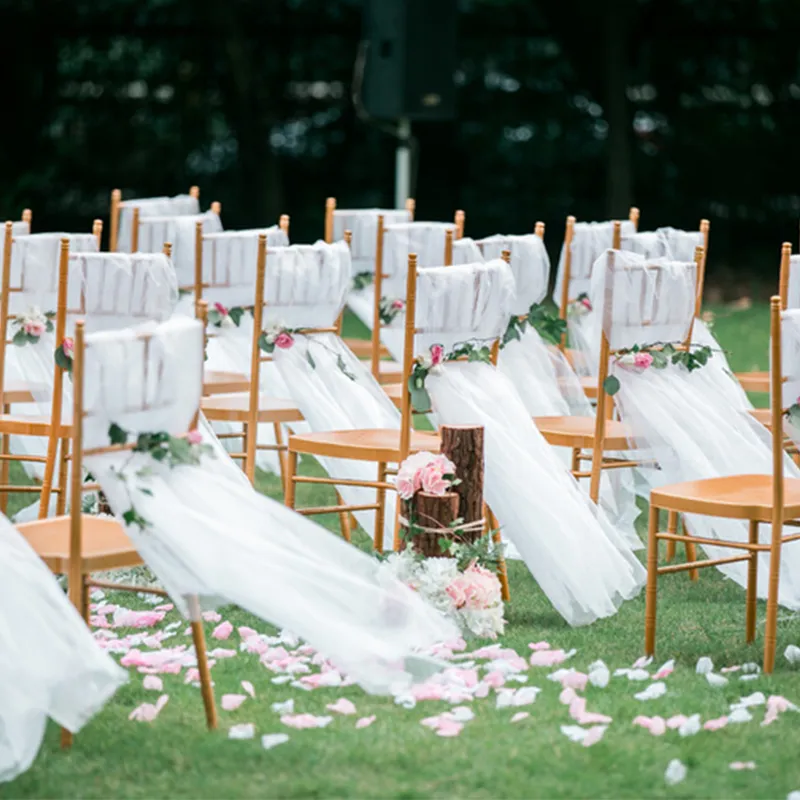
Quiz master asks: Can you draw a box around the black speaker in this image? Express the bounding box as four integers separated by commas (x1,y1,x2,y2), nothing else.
360,0,458,121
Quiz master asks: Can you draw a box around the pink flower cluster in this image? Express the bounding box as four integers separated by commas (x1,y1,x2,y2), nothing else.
24,319,46,337
62,337,74,358
633,351,653,368
445,563,502,610
214,302,229,317
396,451,457,500
274,332,294,349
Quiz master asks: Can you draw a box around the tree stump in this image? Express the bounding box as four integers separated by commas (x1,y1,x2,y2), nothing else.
400,491,460,557
440,425,484,544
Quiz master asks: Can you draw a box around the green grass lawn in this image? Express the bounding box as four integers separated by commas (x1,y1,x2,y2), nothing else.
5,304,800,800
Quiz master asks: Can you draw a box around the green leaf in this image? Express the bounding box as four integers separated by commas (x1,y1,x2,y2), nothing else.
54,347,72,373
650,350,668,369
258,332,274,354
207,309,222,327
306,349,316,369
122,507,149,530
140,488,153,496
603,375,621,396
228,307,244,327
11,329,28,347
108,423,129,445
409,385,432,413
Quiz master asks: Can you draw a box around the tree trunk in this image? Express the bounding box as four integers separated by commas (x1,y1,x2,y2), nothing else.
440,424,484,543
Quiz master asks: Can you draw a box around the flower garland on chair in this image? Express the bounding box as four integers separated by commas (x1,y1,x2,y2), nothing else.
352,272,373,292
408,341,494,413
602,342,715,396
379,296,405,325
568,293,593,317
258,322,357,381
55,337,75,374
107,423,214,531
502,302,567,347
207,302,247,329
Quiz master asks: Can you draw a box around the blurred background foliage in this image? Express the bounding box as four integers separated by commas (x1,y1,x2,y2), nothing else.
4,0,800,293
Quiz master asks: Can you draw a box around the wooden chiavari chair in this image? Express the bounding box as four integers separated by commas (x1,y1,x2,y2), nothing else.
284,251,511,599
0,224,103,514
200,234,304,488
16,318,218,740
646,295,800,673
109,186,200,252
324,198,414,359
535,246,706,514
194,221,289,397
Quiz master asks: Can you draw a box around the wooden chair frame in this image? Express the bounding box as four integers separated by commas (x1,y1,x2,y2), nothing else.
646,295,800,673
284,251,511,599
0,223,103,515
109,186,200,252
18,319,219,744
200,234,305,488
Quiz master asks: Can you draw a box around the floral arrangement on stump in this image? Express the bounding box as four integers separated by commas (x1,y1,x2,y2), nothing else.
388,449,506,639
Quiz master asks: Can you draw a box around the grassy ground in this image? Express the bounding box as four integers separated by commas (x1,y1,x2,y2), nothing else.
5,303,800,800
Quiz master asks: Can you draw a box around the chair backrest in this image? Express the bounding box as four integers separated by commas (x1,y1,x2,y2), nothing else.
452,237,484,266
782,246,800,310
110,186,200,252
195,224,290,309
555,210,639,328
325,197,413,275
476,223,549,315
398,254,514,459
67,316,204,566
132,208,223,290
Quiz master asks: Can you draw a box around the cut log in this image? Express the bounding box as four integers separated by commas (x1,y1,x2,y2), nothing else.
440,424,484,543
400,491,460,557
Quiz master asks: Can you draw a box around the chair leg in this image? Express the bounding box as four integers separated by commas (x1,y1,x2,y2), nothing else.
60,727,73,749
189,606,217,730
285,450,298,509
683,518,700,582
644,504,659,657
56,436,69,516
336,491,352,542
665,511,677,561
570,447,580,475
763,516,783,674
487,506,510,602
39,426,61,520
375,462,387,551
746,520,758,643
273,423,288,495
0,404,9,515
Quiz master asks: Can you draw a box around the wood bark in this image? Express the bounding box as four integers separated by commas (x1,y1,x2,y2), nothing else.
400,491,460,557
440,425,484,543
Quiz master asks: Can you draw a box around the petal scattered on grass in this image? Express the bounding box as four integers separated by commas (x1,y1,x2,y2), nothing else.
241,680,256,699
355,716,376,729
327,698,357,716
281,713,332,729
634,682,667,701
665,759,687,786
221,694,247,711
228,723,256,740
261,733,290,750
706,673,728,687
129,694,169,722
510,712,529,723
703,716,729,731
212,621,233,640
142,675,163,691
729,761,756,771
696,657,714,675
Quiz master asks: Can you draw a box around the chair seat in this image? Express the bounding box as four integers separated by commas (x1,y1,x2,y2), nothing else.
377,361,403,384
16,514,142,574
384,382,403,409
651,474,800,522
0,380,50,405
735,371,769,394
579,375,598,400
343,338,390,360
0,413,70,436
201,393,304,423
534,415,635,450
289,428,440,462
203,369,248,396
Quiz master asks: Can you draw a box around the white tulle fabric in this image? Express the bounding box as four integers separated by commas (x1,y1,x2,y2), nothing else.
598,260,800,606
9,251,178,493
80,318,456,692
786,255,800,310
133,211,223,290
382,222,458,297
0,519,126,783
333,209,411,275
0,221,30,267
116,194,199,254
414,261,644,624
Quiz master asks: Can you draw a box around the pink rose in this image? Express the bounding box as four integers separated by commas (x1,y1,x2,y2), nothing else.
396,474,415,500
274,332,294,349
391,299,404,310
432,454,456,475
187,429,203,445
24,320,46,336
581,297,592,310
62,337,74,357
430,344,445,366
445,579,467,608
213,302,229,316
420,463,450,495
633,352,653,369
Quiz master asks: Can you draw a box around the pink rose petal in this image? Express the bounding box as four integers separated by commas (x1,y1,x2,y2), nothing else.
511,712,529,723
570,696,612,725
129,694,169,722
222,694,247,711
238,626,258,640
280,713,332,730
530,649,567,667
582,725,607,747
703,716,729,731
560,671,589,691
435,719,464,738
528,641,551,651
154,603,174,612
202,610,222,623
241,680,256,699
327,698,357,716
729,761,756,771
666,714,689,729
212,621,233,640
355,715,376,729
143,675,163,692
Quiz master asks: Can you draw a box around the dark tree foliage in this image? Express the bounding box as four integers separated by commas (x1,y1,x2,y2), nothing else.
3,0,800,283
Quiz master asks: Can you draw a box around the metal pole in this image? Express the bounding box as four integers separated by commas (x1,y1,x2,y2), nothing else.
395,117,411,210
